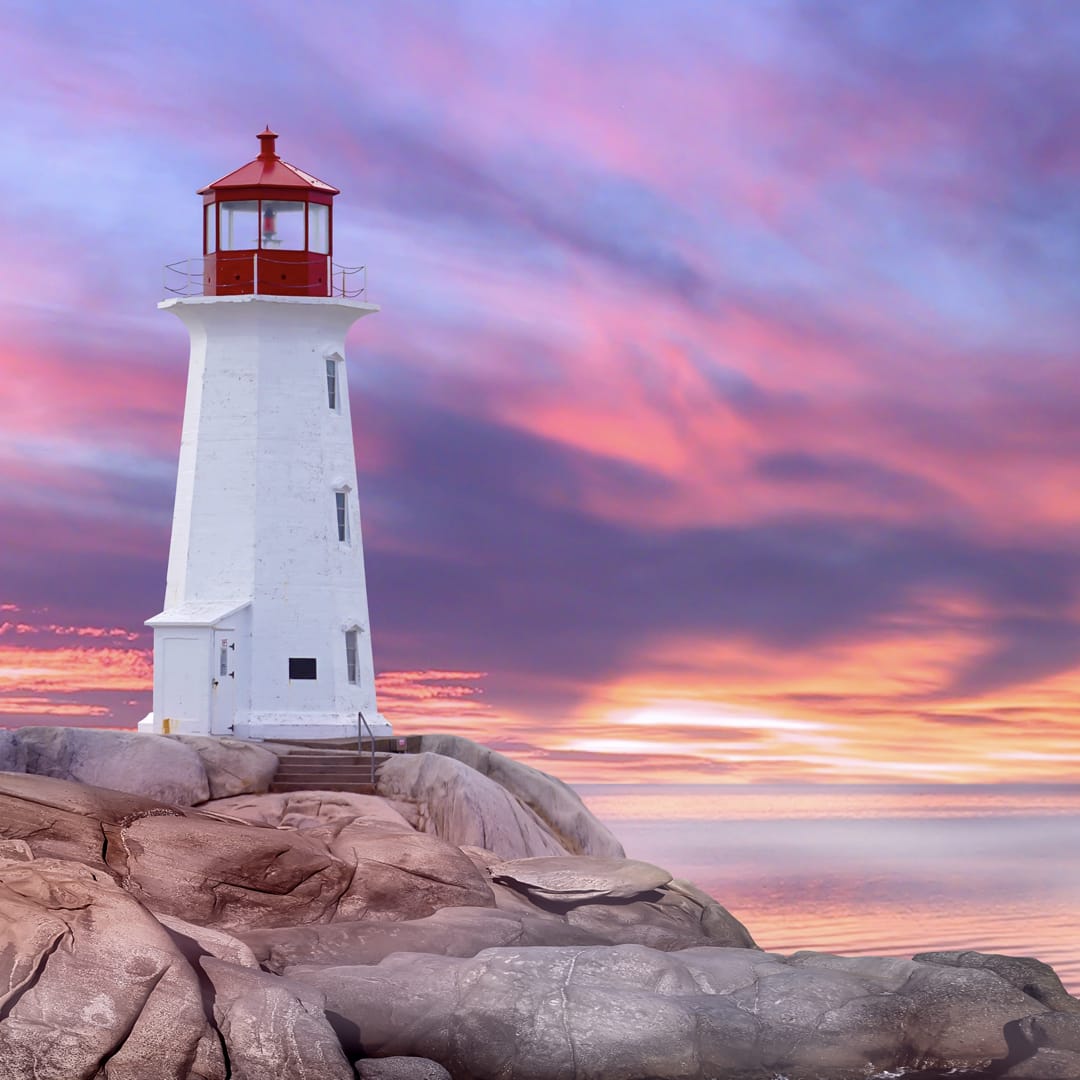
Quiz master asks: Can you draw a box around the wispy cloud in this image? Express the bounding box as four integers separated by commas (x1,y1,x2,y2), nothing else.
1,1,1078,781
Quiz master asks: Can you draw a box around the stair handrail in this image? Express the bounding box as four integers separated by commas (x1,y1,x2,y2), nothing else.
358,710,376,787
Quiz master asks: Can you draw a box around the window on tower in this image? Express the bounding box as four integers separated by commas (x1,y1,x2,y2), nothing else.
261,200,305,250
205,203,217,254
326,357,338,411
220,201,259,250
308,203,329,254
345,629,359,684
335,490,350,543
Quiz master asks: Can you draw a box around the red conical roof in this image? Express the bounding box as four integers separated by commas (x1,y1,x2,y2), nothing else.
197,127,340,195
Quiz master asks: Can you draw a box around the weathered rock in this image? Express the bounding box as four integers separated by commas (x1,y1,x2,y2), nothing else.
0,770,184,872
491,854,672,902
209,789,414,834
122,811,353,930
201,957,354,1080
1018,1010,1080,1053
998,1047,1080,1078
418,733,625,857
314,823,497,921
0,838,33,862
561,877,757,950
243,906,607,973
0,852,225,1079
13,726,210,804
168,734,279,799
356,1057,452,1080
291,944,1051,1079
0,730,26,772
376,751,568,859
914,949,1080,1013
157,911,261,969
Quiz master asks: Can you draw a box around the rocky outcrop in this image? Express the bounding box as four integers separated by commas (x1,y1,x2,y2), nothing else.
209,789,415,834
376,751,569,859
0,769,184,871
242,905,607,973
201,958,354,1080
119,809,351,930
3,730,1080,1080
3,728,287,806
491,854,672,901
0,728,26,772
356,1058,452,1080
0,852,225,1079
558,876,757,951
157,911,261,969
168,734,279,799
478,853,756,950
292,944,1053,1079
418,733,625,857
10,725,211,804
0,771,499,932
914,949,1080,1013
314,823,496,921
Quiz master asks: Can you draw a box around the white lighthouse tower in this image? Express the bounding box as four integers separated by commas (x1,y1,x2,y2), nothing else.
142,129,390,741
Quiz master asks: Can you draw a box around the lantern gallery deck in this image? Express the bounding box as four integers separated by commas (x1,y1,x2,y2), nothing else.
172,126,361,298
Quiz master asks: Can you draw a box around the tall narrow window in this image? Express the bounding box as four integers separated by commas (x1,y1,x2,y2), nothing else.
308,203,329,254
345,629,359,684
326,357,337,410
219,638,229,677
205,203,216,254
335,490,349,542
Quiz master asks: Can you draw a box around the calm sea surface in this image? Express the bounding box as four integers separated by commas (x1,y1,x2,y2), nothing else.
575,784,1080,992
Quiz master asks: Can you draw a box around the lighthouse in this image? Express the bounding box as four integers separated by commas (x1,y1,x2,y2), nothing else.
141,129,390,741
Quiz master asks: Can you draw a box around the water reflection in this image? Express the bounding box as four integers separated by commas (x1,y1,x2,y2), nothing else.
577,784,1080,992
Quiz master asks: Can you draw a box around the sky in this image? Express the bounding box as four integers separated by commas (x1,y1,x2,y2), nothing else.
2,0,1080,785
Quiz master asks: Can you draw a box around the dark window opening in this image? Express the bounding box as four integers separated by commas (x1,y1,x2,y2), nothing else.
289,657,317,680
335,490,349,542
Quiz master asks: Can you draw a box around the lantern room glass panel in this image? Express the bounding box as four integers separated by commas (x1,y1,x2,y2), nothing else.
261,200,305,250
220,201,259,250
308,203,329,254
204,203,216,254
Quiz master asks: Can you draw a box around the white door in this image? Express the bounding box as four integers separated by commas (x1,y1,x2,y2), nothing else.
210,630,236,734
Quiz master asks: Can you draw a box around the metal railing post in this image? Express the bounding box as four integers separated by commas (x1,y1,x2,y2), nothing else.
358,710,375,787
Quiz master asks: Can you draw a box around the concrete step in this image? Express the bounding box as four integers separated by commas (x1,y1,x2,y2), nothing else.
272,773,378,781
266,737,419,752
274,760,388,768
268,781,376,794
279,748,391,757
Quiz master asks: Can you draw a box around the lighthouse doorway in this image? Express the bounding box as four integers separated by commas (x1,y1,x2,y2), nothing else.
211,629,237,734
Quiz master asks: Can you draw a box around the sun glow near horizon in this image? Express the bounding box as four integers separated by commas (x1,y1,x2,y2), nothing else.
2,602,1080,787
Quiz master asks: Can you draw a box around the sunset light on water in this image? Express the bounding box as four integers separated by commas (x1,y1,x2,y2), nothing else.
580,785,1080,993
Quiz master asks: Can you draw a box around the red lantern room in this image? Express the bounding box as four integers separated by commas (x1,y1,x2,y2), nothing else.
198,127,339,297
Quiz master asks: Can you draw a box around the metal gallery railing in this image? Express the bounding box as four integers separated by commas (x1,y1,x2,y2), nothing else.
162,253,369,300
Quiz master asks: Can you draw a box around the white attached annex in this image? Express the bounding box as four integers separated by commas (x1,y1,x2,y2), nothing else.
141,131,390,741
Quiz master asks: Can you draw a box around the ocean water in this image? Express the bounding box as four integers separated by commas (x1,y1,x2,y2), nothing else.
576,784,1080,993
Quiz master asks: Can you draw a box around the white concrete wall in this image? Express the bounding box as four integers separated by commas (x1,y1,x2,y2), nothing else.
152,295,390,739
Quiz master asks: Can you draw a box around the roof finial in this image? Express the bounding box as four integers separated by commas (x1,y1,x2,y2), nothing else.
257,126,279,160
